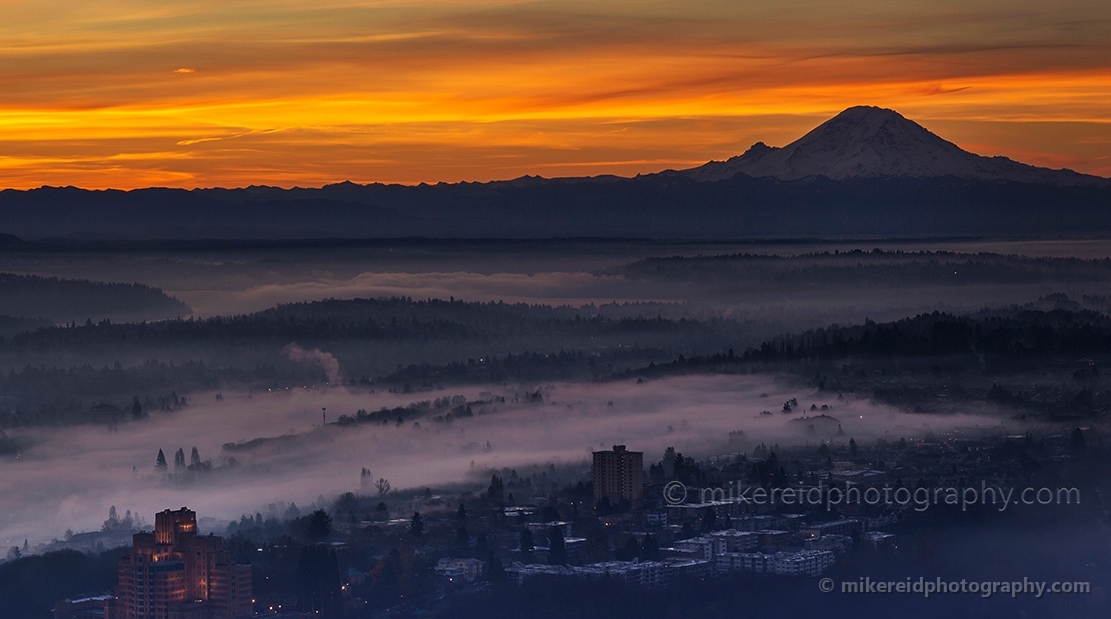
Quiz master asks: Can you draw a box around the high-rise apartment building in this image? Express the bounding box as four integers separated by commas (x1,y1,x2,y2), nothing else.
592,445,644,508
110,507,252,619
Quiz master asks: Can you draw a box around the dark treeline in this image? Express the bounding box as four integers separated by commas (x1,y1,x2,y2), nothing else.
609,305,1111,373
742,306,1111,362
0,297,728,351
378,348,672,390
610,302,1111,417
0,547,123,619
0,273,190,323
0,360,302,427
14,299,1111,426
0,297,750,426
0,315,53,339
360,302,1111,394
618,249,1111,290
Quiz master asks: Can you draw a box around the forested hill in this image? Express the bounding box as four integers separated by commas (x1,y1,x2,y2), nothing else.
0,297,750,425
742,306,1111,362
0,273,191,324
0,297,728,350
616,249,1111,289
613,303,1111,384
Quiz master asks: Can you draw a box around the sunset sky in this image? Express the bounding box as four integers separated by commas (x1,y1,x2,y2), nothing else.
2,0,1110,189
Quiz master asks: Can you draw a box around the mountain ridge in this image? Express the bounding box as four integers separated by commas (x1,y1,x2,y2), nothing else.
678,106,1107,186
1,106,1109,240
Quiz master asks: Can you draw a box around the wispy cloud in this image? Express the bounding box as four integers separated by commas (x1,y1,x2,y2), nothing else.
0,0,1109,187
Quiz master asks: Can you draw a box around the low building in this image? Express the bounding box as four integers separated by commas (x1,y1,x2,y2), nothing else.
577,560,667,587
54,595,112,619
526,521,574,538
674,536,724,561
662,558,712,580
505,562,572,586
717,552,773,575
809,519,862,538
435,557,484,582
770,550,835,576
436,557,486,582
757,529,790,547
708,530,758,552
863,531,896,551
804,534,853,554
717,550,835,576
506,558,708,587
646,510,668,526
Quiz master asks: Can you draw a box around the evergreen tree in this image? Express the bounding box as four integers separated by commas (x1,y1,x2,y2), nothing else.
1071,428,1087,453
662,446,677,477
487,552,506,582
549,526,567,564
155,449,167,470
409,512,424,536
699,506,717,533
519,528,534,552
640,534,661,561
131,396,142,420
680,521,694,539
616,536,640,561
174,448,185,469
297,544,341,614
487,474,504,501
304,510,332,540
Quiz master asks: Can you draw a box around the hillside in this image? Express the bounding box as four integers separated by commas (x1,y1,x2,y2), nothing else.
0,274,191,324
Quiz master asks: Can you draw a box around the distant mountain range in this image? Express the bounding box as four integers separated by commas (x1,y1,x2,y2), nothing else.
680,106,1106,186
1,106,1107,240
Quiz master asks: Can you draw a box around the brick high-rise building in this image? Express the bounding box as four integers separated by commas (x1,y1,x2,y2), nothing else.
110,507,252,619
592,445,644,508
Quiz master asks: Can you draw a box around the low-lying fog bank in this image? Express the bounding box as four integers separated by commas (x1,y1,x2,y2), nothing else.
0,374,1018,548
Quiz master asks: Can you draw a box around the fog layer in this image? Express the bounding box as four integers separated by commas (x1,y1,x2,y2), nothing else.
0,374,1013,547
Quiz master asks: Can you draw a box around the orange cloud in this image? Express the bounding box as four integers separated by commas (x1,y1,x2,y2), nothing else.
1,0,1109,188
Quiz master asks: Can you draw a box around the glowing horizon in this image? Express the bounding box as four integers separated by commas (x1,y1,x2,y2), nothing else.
2,0,1110,189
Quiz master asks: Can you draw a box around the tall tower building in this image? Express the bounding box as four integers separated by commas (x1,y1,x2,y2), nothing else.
112,507,252,619
592,445,644,508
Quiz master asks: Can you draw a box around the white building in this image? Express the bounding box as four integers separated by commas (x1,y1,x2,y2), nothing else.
770,550,835,576
709,530,759,552
804,534,853,554
716,550,834,576
527,521,574,538
863,531,896,551
674,536,725,561
506,558,708,587
435,557,486,582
